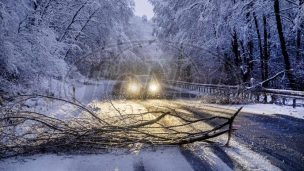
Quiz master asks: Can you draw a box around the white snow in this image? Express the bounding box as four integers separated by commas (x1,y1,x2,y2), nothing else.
2,83,302,171
74,80,117,104
166,84,304,120
0,147,194,171
222,103,304,120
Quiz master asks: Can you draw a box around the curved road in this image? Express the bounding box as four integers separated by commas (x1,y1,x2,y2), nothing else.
137,98,304,171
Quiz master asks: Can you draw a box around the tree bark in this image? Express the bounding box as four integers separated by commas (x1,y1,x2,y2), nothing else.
263,15,269,87
274,0,295,89
246,12,254,73
253,12,265,82
296,0,304,63
296,29,301,63
248,41,254,73
232,30,240,67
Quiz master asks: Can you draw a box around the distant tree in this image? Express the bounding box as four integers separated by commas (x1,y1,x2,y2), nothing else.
0,0,135,93
142,15,148,22
274,0,296,88
150,0,304,89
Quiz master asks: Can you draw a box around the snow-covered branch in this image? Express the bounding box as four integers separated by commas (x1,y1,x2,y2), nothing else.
0,95,242,158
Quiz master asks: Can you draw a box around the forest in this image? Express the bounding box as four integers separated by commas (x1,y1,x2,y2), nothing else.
1,1,304,167
1,0,304,96
149,0,304,90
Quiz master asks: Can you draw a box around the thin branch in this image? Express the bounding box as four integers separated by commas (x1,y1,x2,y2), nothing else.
18,94,108,125
59,0,88,42
0,95,243,158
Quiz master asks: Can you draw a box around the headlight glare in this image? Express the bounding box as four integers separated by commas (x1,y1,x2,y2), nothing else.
130,84,138,92
149,84,158,92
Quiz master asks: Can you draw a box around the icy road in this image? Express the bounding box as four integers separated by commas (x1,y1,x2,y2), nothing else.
1,82,304,171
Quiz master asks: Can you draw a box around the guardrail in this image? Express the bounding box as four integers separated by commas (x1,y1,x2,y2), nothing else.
166,80,304,108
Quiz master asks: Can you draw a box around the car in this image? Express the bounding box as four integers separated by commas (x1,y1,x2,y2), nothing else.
122,74,162,99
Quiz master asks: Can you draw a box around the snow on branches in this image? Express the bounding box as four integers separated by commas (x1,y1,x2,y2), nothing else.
0,95,242,158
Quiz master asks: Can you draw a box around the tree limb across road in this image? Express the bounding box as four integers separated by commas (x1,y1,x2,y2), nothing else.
0,95,242,158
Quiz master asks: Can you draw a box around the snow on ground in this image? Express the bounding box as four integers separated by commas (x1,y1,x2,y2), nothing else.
0,147,194,171
211,137,280,171
0,98,284,171
1,83,302,171
20,79,117,119
189,139,281,171
226,103,304,119
166,84,304,120
74,80,117,103
196,102,304,120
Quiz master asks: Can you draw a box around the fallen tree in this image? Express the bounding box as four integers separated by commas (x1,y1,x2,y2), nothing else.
0,95,242,158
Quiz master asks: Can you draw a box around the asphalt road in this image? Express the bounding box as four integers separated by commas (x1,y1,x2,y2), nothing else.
134,97,304,171
233,113,304,171
166,86,304,170
110,82,304,171
2,82,303,171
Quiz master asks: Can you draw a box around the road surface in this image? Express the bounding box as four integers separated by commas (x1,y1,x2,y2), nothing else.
128,98,304,171
75,82,304,170
1,82,303,171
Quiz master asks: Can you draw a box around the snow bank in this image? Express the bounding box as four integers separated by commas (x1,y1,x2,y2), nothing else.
165,84,304,120
223,103,304,120
74,80,117,104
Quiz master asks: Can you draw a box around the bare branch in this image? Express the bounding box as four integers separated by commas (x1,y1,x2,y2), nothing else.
0,95,242,158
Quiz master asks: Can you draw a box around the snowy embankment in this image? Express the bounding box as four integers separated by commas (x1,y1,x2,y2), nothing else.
16,79,117,120
166,84,304,120
73,80,118,104
226,103,304,119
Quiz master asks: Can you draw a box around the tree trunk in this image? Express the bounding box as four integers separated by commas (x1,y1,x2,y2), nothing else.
263,15,269,87
253,12,265,82
296,29,301,62
232,30,240,67
246,12,254,75
295,0,304,62
274,0,295,89
248,41,254,73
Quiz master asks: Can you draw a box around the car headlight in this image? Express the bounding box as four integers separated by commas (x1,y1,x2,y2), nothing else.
129,84,138,92
149,84,158,92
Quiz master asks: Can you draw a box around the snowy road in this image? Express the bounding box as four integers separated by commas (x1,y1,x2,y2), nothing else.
111,99,304,171
1,82,304,171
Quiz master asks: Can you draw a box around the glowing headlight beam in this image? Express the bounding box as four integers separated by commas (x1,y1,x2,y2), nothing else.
130,84,138,92
149,84,158,92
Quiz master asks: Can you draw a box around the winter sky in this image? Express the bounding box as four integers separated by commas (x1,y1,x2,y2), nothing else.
133,0,154,20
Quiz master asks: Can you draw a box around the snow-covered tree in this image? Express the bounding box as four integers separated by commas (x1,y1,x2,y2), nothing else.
0,0,135,93
150,0,304,89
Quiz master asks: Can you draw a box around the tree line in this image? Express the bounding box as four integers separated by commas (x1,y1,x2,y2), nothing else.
0,0,135,93
149,0,304,90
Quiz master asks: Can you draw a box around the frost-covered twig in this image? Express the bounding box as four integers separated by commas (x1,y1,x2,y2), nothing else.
0,95,242,158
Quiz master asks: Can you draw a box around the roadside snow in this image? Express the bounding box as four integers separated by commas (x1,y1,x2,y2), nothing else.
165,84,304,120
0,147,194,171
223,104,304,120
74,80,117,104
